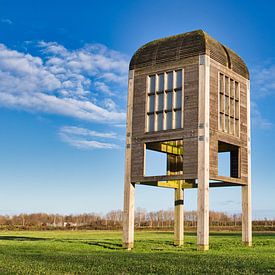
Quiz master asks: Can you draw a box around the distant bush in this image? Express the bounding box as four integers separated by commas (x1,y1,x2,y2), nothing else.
0,211,273,231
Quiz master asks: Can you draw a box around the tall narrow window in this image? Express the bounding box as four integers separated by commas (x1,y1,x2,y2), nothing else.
175,70,182,89
219,73,240,137
148,114,154,132
166,111,173,130
175,89,182,109
146,69,183,132
149,75,155,93
147,75,156,132
157,93,164,111
166,91,173,109
175,110,182,129
167,72,173,90
157,112,163,131
148,94,155,113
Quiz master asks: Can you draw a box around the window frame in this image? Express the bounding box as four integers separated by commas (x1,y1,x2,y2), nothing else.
145,69,184,133
218,72,240,137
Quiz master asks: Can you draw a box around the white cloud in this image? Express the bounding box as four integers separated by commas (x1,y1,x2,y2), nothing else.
249,64,275,129
1,18,13,25
251,101,272,129
0,42,128,123
59,126,120,150
94,81,113,95
60,126,118,139
251,64,275,98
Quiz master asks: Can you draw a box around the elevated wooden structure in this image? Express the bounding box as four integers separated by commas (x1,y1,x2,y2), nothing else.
123,30,251,250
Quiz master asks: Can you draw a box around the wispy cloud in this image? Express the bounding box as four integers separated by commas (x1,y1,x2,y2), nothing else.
251,64,275,98
251,101,272,129
60,126,118,139
59,126,121,150
250,63,275,129
1,18,13,25
0,42,128,123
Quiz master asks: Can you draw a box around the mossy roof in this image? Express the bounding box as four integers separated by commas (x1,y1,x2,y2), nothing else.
129,30,249,79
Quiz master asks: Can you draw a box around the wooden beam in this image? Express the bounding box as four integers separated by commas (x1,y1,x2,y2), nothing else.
211,175,245,185
209,182,243,187
136,180,195,189
197,54,210,251
242,79,252,247
174,188,184,246
123,70,135,250
138,174,189,182
147,142,183,156
136,180,244,189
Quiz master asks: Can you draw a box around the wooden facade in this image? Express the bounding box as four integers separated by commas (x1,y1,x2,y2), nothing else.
123,30,251,250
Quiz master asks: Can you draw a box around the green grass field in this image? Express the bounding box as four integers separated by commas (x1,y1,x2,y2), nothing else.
0,230,274,274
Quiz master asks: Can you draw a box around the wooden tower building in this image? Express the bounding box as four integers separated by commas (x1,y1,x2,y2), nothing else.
123,30,251,251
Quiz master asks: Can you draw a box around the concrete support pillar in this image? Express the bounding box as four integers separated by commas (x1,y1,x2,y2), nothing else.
197,55,210,251
174,188,184,246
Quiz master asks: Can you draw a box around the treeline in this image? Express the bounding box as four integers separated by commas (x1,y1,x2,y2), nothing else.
0,209,274,231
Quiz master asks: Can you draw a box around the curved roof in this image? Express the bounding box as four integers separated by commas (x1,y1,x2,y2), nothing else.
129,30,249,79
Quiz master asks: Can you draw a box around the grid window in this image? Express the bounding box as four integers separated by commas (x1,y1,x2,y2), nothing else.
219,73,240,136
147,70,183,132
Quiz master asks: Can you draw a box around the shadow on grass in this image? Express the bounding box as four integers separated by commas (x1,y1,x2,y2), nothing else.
0,236,47,241
85,241,123,250
252,232,275,237
209,232,241,237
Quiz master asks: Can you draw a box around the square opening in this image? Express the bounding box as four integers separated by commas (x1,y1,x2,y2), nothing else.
218,141,240,178
218,151,230,177
144,140,183,177
145,149,167,176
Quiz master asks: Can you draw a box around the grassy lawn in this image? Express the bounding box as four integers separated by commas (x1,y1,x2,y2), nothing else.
0,230,274,274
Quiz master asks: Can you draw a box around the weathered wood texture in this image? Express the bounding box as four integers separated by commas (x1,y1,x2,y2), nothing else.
123,70,135,250
209,60,249,185
174,188,184,246
167,154,184,246
130,30,249,79
124,30,251,250
242,80,252,246
197,55,210,251
131,59,199,183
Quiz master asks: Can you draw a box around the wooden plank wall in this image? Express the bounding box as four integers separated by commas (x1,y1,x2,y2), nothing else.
130,57,199,183
209,60,248,184
130,56,248,185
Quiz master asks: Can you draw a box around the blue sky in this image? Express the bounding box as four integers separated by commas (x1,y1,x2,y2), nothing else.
0,0,274,218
